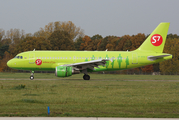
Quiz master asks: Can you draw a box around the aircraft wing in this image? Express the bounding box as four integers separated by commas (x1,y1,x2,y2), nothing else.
147,54,172,61
61,59,110,71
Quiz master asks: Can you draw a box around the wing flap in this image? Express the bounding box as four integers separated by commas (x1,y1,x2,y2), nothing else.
61,59,110,70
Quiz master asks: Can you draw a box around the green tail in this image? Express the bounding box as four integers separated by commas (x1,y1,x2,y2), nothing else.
136,22,170,53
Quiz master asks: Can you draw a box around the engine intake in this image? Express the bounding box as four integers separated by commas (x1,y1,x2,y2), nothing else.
55,66,80,77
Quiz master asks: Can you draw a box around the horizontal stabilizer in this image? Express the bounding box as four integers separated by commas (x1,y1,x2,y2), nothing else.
147,54,171,61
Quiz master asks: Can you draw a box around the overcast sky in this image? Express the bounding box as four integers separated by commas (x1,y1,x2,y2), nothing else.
0,0,178,37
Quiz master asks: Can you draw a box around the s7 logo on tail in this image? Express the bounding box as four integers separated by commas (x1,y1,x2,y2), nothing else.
151,34,163,46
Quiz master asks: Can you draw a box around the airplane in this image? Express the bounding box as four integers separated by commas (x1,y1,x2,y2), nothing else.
7,22,172,80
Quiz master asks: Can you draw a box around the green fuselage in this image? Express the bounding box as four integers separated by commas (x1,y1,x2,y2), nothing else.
7,50,172,72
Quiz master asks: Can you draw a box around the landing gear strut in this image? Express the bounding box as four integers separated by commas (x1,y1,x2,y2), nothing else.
83,74,90,80
30,71,34,80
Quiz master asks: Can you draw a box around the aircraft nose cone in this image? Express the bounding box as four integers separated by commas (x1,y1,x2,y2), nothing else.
7,59,12,67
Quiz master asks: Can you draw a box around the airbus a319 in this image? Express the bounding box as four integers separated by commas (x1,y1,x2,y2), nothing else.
7,23,172,80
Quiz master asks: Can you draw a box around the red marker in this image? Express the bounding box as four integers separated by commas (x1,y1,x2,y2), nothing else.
151,34,163,46
35,59,42,65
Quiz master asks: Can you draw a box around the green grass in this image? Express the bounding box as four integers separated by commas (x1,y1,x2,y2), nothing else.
0,73,179,117
0,72,179,80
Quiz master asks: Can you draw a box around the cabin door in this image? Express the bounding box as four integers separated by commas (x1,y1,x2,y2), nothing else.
73,56,76,62
29,53,35,64
132,53,138,64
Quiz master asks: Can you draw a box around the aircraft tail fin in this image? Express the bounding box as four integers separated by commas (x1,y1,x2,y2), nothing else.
136,22,170,53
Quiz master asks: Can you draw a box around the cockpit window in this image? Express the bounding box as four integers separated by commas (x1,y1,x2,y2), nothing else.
14,56,23,59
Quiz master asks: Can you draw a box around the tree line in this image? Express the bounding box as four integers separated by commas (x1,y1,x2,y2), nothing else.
0,21,178,74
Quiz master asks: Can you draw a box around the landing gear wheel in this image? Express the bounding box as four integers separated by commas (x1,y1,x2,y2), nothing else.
83,74,90,80
30,75,34,80
30,71,34,80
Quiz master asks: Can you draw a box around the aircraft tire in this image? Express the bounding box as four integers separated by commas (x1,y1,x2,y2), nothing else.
83,74,90,80
30,75,34,80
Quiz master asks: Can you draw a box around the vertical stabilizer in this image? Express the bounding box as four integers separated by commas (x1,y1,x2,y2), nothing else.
136,22,170,53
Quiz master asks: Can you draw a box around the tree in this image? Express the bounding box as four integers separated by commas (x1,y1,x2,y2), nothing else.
74,37,83,50
116,35,131,51
0,51,12,72
97,36,109,51
0,29,5,41
80,36,92,50
12,37,52,56
0,38,11,46
48,30,74,50
167,34,179,39
34,21,84,40
0,45,9,59
141,65,153,73
130,33,145,50
105,36,120,51
123,39,132,51
91,34,103,40
160,38,179,74
6,29,25,54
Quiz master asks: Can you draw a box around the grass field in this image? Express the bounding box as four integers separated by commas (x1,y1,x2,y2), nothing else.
0,73,179,117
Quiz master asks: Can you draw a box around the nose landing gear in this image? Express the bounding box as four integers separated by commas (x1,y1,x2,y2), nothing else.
30,71,34,80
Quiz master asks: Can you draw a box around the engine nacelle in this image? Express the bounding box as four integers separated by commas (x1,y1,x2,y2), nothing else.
55,66,80,77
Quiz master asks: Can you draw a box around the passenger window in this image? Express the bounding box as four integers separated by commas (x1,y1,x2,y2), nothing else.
20,56,23,59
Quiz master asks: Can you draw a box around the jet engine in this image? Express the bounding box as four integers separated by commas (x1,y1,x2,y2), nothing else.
55,66,80,77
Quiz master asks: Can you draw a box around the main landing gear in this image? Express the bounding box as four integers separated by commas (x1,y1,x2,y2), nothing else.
83,74,90,80
30,71,34,80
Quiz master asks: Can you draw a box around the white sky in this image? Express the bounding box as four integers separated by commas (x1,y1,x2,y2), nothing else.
0,0,178,37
